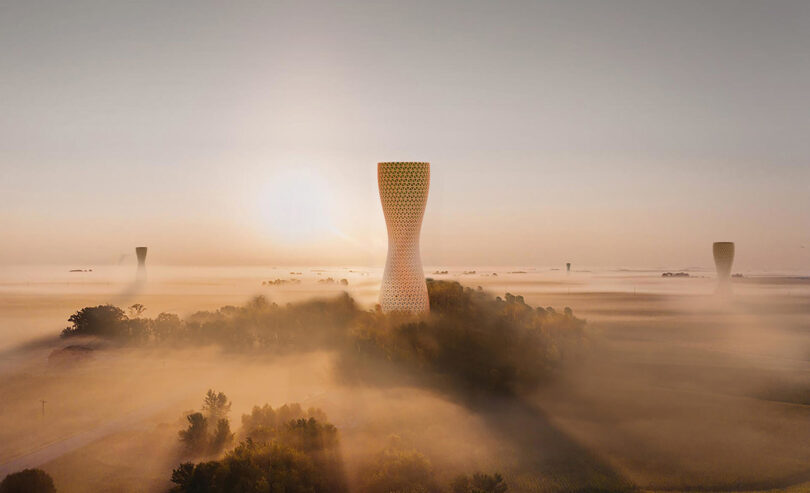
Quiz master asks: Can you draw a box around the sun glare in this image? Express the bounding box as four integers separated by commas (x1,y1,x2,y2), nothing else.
257,167,335,244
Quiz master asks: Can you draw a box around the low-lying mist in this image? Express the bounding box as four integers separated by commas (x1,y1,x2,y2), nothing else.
2,278,810,493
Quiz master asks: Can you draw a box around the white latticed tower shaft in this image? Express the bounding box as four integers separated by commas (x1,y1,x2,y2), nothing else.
378,162,430,313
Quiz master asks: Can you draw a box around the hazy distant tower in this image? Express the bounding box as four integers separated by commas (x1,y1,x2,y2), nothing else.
378,162,430,313
566,262,571,273
135,246,147,281
712,242,734,294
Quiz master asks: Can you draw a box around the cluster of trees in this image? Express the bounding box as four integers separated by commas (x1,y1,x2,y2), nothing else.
172,401,507,493
241,403,330,443
60,281,588,395
344,281,588,394
171,402,348,493
179,390,235,456
171,439,342,493
0,423,510,493
60,295,358,352
59,304,148,342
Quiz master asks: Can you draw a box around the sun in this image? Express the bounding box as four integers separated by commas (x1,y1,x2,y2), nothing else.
257,167,335,244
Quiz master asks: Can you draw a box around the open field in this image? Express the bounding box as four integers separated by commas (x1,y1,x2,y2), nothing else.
1,266,809,492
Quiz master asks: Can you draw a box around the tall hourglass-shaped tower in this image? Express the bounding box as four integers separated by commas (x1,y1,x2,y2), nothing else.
378,162,430,313
713,242,734,294
135,246,148,281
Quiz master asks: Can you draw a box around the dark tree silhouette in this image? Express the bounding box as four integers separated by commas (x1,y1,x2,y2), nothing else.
61,305,127,339
0,469,56,493
179,412,209,455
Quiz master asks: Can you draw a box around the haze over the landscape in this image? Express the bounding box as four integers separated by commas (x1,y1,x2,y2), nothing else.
2,0,809,270
2,3,810,493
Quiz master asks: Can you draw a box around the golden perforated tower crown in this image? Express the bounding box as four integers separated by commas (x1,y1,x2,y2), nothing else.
378,162,430,313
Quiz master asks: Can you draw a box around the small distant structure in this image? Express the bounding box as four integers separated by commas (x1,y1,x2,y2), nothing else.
136,246,147,281
317,277,349,285
662,272,690,278
713,242,735,295
262,278,302,286
566,262,571,273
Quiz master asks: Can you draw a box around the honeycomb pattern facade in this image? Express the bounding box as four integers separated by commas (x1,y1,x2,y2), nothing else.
378,162,430,313
713,241,735,293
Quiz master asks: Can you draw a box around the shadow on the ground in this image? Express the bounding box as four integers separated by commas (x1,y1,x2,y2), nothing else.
460,394,636,493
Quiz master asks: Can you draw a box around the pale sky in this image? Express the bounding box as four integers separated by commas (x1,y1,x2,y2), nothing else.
1,0,808,271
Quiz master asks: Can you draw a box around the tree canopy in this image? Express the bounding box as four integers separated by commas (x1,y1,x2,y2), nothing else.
0,469,56,493
60,282,588,396
172,405,347,493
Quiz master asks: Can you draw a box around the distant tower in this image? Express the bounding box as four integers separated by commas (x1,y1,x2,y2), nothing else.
566,262,571,273
135,246,147,281
378,162,430,313
713,242,734,294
